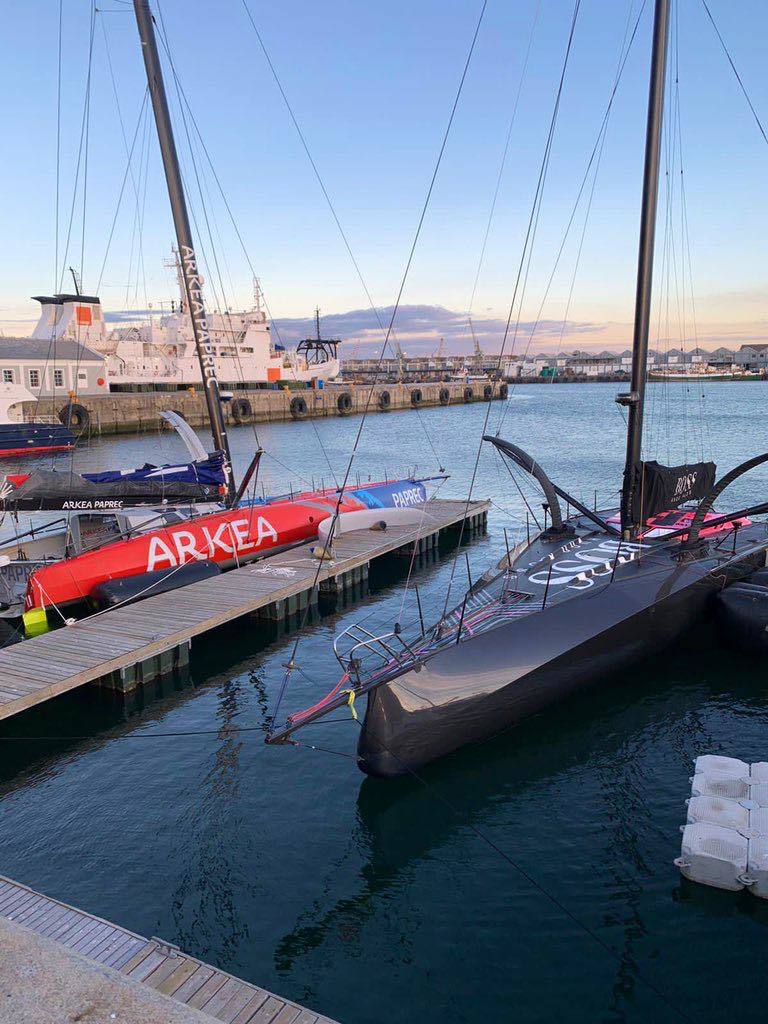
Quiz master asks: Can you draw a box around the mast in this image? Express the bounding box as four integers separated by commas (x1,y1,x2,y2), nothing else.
133,0,235,502
618,0,671,538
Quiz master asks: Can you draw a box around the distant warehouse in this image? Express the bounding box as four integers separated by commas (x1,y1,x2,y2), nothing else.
0,337,108,398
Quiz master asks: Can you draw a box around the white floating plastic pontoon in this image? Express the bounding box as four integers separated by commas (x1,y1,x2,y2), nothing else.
676,755,768,898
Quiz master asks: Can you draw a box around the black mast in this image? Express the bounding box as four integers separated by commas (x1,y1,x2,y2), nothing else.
133,0,235,502
618,0,671,538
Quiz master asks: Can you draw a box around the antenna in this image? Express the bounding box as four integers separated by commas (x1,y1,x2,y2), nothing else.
69,267,82,296
315,307,321,342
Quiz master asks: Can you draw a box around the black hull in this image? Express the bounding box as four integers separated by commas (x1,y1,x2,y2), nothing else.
357,529,768,778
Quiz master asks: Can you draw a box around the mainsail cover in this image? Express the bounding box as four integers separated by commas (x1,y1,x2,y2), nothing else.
0,452,226,511
640,460,716,519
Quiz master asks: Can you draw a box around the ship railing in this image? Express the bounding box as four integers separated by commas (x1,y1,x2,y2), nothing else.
332,621,428,686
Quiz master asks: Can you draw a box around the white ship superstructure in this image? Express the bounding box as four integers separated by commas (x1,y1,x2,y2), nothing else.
29,255,340,391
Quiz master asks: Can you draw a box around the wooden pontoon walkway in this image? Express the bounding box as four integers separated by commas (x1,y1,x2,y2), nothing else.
0,497,488,721
0,875,338,1023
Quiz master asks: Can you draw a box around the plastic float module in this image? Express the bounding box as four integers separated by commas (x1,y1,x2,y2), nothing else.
675,754,768,897
676,823,748,891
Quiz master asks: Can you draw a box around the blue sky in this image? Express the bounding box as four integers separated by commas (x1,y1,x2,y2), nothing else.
1,0,766,353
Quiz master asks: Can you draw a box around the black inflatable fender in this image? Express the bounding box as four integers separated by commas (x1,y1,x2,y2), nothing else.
231,397,252,423
59,402,90,432
337,392,353,414
290,395,308,419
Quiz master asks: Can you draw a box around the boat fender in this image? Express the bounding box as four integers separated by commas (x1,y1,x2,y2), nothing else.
439,387,450,405
716,583,768,650
378,390,391,410
59,402,90,432
23,606,49,638
337,392,353,414
499,383,509,399
231,397,252,423
290,395,308,419
463,386,473,402
483,384,493,400
370,520,387,531
411,388,423,406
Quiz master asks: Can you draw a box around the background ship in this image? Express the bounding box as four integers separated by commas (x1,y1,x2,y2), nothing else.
29,253,340,392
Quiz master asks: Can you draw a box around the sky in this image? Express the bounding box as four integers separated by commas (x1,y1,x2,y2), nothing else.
0,0,766,355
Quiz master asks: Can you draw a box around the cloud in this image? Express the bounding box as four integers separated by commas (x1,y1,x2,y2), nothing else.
272,304,605,355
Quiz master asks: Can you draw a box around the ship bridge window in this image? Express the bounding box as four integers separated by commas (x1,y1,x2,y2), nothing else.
53,369,64,388
28,369,40,389
2,370,13,383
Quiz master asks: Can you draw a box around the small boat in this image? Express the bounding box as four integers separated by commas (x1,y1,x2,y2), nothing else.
0,383,74,458
266,0,768,777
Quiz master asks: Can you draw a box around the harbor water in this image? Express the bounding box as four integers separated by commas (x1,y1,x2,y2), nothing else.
1,382,768,1023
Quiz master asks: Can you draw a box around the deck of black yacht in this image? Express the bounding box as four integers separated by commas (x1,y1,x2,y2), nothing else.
0,497,489,721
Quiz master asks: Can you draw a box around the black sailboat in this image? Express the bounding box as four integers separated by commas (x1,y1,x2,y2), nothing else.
267,0,768,777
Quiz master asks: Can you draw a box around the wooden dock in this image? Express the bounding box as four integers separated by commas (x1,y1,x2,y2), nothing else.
0,497,489,721
0,874,338,1023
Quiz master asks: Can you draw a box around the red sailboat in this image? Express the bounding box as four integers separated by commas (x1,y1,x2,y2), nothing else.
22,477,432,615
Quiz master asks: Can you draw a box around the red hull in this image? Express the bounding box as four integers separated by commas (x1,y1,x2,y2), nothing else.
25,478,424,612
0,444,73,459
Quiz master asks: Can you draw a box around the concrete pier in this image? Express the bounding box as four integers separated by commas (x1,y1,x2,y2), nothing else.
24,380,507,437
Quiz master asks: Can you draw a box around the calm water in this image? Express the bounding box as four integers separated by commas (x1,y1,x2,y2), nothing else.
2,383,768,1023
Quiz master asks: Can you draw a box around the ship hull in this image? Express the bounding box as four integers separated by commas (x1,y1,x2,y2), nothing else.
0,423,74,458
356,526,768,777
23,478,428,613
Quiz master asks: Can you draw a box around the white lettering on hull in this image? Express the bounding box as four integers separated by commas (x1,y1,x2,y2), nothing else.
392,487,425,508
528,540,647,588
146,516,279,572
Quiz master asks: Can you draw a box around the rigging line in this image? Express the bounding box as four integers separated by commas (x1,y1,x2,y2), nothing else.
700,0,768,148
396,475,450,622
151,8,339,491
346,721,693,1024
150,62,334,438
672,9,706,462
267,0,490,729
466,0,541,320
79,1,97,293
33,0,97,423
238,0,446,475
154,61,335,493
54,0,63,291
95,91,150,293
497,0,648,435
440,0,582,618
499,452,542,530
98,14,151,304
554,0,640,359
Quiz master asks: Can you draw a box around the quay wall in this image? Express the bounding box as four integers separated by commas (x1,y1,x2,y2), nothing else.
22,380,506,436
